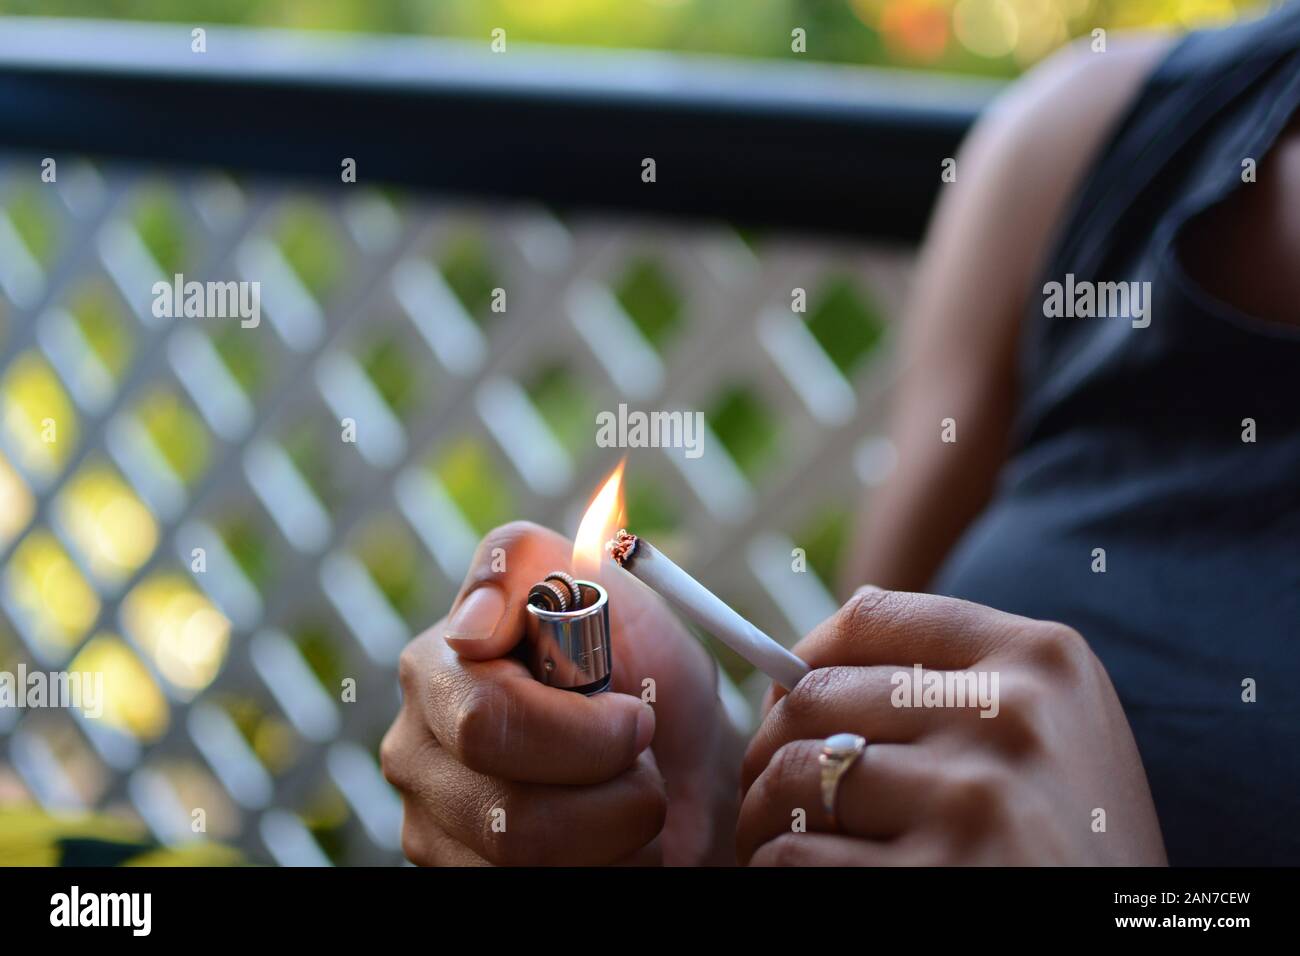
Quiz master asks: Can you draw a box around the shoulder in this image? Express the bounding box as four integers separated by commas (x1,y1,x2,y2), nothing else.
903,33,1179,380
919,33,1177,318
969,33,1177,206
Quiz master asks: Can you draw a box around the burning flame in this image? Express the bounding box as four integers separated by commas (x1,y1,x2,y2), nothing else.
572,460,625,580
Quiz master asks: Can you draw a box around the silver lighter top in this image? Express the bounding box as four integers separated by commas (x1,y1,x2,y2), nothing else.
523,577,611,695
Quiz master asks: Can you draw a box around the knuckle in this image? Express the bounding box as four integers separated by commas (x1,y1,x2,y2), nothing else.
400,821,436,867
476,520,547,566
1022,622,1085,674
450,682,510,769
992,706,1041,757
379,721,426,793
997,672,1046,721
765,740,817,798
479,795,536,868
781,665,842,724
842,586,896,632
487,519,546,542
397,645,420,697
379,727,403,787
986,674,1046,754
938,766,1009,830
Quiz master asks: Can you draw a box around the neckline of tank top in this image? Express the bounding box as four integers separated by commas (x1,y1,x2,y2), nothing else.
1151,55,1300,342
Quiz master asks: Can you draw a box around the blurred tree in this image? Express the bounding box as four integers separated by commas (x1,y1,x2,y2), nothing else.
0,0,1269,77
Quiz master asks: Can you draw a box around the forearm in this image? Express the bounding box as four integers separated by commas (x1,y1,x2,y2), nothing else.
841,374,1014,595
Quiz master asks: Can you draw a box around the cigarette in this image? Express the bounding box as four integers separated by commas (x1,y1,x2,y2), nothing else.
607,530,809,690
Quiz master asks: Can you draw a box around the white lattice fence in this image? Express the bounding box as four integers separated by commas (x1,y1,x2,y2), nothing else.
0,157,912,865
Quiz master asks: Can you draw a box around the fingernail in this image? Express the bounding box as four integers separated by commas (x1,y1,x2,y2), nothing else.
445,587,506,642
635,705,655,752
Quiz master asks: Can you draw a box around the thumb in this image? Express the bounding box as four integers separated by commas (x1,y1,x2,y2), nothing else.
443,520,574,660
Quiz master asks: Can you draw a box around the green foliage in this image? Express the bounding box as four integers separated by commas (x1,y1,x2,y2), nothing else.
439,230,498,321
276,202,344,299
806,278,884,375
136,389,210,483
68,281,131,378
623,473,680,538
133,188,187,275
527,364,595,455
221,515,274,589
797,503,851,590
431,438,513,534
6,188,57,264
295,621,345,691
301,783,351,865
615,259,682,352
220,695,298,773
2,1,1267,78
283,425,336,506
707,384,779,480
361,335,418,417
212,323,265,396
354,515,425,621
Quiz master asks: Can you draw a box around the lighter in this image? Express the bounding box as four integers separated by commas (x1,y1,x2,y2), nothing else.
523,571,612,694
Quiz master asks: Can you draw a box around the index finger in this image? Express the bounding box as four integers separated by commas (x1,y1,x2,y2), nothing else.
793,586,1019,672
443,520,575,660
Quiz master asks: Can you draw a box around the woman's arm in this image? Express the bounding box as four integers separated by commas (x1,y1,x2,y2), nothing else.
842,35,1173,595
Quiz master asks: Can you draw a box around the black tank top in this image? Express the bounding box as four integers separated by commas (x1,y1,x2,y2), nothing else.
933,6,1300,865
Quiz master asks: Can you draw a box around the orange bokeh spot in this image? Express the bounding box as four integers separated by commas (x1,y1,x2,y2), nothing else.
880,0,950,63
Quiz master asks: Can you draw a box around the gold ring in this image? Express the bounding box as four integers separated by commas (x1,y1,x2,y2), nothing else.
819,733,867,829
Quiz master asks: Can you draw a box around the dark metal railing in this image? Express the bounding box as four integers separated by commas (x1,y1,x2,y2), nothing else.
0,16,996,241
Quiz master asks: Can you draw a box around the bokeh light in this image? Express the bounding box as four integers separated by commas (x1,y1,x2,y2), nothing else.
58,462,159,584
1,352,78,478
69,633,169,741
121,574,231,696
877,0,952,63
3,1,1271,77
6,530,100,656
0,450,35,549
953,0,1020,58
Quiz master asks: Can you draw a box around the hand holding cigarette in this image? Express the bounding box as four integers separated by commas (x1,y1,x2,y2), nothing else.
734,587,1166,866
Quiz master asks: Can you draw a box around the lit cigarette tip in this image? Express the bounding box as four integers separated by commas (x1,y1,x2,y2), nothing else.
606,529,639,567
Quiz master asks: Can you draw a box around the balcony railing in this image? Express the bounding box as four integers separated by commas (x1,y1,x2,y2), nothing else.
0,16,995,865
